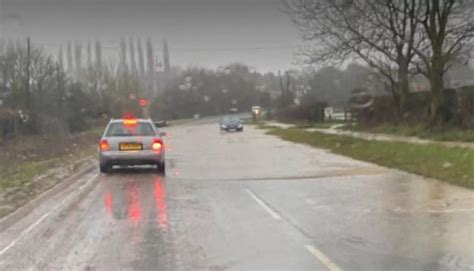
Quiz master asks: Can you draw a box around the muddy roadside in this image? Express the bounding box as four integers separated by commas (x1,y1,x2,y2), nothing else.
0,128,102,219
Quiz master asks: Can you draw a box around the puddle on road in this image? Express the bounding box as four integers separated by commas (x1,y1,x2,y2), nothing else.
167,166,388,182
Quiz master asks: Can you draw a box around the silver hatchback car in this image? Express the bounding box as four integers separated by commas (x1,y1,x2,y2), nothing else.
98,118,166,174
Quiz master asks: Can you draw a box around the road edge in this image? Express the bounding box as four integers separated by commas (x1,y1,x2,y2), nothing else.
0,158,96,231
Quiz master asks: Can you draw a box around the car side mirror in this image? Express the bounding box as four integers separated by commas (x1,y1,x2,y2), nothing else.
159,131,167,137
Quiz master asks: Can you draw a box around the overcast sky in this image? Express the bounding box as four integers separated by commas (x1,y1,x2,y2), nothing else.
0,0,302,72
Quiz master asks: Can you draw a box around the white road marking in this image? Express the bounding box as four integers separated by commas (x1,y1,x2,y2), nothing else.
245,190,342,270
305,245,342,271
245,189,281,220
0,173,99,257
393,208,474,214
426,208,474,214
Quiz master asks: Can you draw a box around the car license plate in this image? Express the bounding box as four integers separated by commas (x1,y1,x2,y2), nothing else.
119,143,143,151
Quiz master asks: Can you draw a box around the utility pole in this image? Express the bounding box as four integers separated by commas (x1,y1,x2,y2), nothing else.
163,39,171,73
56,62,64,122
25,37,31,111
56,61,69,135
0,0,4,39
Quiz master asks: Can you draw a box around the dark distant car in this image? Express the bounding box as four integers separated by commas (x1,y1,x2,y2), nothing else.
154,120,168,128
220,115,243,132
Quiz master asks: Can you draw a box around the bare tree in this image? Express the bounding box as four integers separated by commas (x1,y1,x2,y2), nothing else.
57,46,64,71
74,41,82,78
129,37,137,75
414,0,474,121
95,40,102,70
285,0,423,116
146,38,154,77
87,40,92,70
30,47,54,115
146,38,155,92
66,41,73,74
119,37,128,74
137,38,145,77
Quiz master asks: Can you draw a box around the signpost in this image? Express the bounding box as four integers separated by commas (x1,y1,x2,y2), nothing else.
139,98,150,118
139,98,149,107
324,107,333,121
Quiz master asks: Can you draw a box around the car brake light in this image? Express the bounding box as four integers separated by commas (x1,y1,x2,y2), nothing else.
123,118,138,126
99,139,110,151
152,139,163,151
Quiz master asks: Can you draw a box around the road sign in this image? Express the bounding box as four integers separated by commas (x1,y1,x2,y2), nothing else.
139,98,149,107
324,107,333,116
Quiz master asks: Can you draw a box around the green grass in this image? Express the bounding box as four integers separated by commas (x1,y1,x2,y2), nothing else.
0,142,96,189
347,124,474,142
0,158,58,192
0,153,95,217
242,119,262,125
279,120,346,129
0,128,100,217
264,127,474,188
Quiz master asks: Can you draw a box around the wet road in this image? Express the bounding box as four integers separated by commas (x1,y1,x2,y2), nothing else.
0,120,473,270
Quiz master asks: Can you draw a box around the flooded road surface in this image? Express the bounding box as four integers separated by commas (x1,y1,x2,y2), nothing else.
0,121,473,270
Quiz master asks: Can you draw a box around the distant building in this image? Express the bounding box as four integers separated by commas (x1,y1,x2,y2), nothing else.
410,75,431,93
445,64,474,89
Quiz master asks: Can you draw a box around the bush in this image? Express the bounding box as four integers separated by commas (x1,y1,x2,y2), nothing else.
458,87,474,128
354,89,474,127
0,108,19,143
353,96,400,125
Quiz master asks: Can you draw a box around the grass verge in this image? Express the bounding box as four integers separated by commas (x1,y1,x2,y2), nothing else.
0,128,101,217
279,120,346,129
264,126,474,188
345,124,474,142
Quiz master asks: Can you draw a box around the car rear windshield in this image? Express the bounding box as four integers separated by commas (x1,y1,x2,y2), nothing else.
223,116,240,123
105,122,156,137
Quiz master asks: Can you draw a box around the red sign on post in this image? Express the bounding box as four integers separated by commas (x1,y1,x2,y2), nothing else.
139,98,149,107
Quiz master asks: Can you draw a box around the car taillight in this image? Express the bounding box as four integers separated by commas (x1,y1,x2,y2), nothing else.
99,139,110,151
123,118,138,126
152,139,163,151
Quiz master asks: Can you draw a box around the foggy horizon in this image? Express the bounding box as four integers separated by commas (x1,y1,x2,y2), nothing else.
0,0,301,73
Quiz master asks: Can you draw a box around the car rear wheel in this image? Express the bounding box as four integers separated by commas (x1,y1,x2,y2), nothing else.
100,163,111,173
156,162,166,175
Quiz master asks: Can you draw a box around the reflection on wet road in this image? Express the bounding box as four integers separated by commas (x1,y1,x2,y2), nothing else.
0,120,473,270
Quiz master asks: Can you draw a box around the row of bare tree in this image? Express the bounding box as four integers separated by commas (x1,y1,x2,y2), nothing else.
0,37,151,139
58,37,169,80
285,0,474,123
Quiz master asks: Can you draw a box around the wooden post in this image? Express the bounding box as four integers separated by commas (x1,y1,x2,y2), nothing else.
25,37,31,110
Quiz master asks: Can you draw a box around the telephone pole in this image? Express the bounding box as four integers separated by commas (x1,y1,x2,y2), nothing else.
0,0,4,39
25,37,31,110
